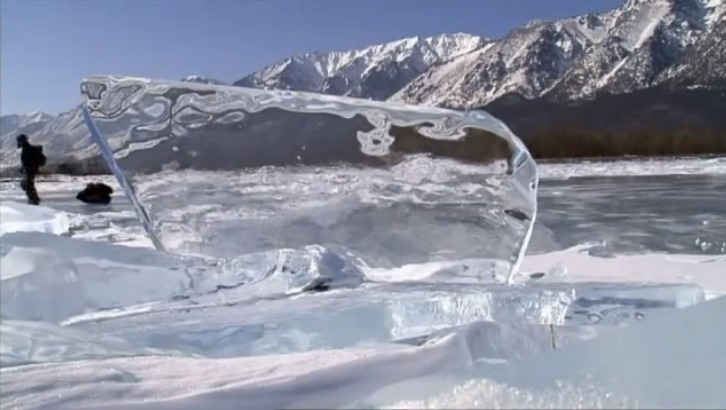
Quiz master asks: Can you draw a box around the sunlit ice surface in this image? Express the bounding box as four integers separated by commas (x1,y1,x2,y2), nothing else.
80,76,538,282
2,168,724,408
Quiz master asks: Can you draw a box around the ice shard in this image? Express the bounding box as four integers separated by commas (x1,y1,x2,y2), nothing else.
80,76,538,280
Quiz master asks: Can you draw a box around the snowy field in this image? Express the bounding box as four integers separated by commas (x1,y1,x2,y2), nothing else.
1,157,725,409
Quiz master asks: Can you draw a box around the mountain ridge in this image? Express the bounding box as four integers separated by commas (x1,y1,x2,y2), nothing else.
233,32,488,101
395,0,724,108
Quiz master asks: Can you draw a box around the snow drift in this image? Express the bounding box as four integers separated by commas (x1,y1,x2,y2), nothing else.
0,201,70,236
395,294,726,409
2,295,724,409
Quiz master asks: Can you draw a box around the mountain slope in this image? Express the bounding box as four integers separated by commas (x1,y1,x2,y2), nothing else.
181,75,227,86
0,106,97,169
659,1,726,87
394,0,724,108
234,33,488,100
548,0,721,101
0,75,226,168
389,17,607,109
1,112,56,165
1,111,54,137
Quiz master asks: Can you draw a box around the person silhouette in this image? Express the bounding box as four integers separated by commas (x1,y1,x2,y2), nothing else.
16,134,46,205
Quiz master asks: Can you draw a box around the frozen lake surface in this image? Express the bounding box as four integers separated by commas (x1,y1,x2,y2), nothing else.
1,157,725,409
533,173,726,255
3,165,724,257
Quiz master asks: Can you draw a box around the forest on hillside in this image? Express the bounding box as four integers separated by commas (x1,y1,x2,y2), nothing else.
523,128,726,159
485,86,726,159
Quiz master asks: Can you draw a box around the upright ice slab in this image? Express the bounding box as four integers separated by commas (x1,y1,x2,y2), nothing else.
80,76,537,279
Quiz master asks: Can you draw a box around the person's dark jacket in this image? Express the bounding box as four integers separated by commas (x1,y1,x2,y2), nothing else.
19,141,46,175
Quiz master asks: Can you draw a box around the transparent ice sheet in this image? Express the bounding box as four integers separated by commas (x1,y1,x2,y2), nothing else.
81,76,538,279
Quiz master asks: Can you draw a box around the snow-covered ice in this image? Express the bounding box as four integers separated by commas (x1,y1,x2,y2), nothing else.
1,335,473,410
2,292,724,409
419,294,726,409
2,160,724,409
0,155,726,409
2,166,724,408
538,156,726,180
522,243,726,300
1,231,198,323
0,201,70,236
0,319,178,368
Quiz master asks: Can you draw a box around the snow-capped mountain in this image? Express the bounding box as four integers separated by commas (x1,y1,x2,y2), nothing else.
234,33,488,100
660,0,726,87
0,76,227,168
0,106,94,169
394,0,724,108
1,111,54,137
1,111,56,165
231,0,723,108
389,17,607,109
181,75,227,86
547,0,724,101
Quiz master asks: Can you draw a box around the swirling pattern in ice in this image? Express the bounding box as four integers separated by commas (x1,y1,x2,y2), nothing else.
80,76,538,281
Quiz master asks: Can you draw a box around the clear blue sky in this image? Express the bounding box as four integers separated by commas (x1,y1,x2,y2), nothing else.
1,0,622,116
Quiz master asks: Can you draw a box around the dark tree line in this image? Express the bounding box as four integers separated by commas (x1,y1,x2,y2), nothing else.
522,127,726,159
485,85,726,160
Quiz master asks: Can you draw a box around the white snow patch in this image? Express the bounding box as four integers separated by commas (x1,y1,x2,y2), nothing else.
388,45,493,106
387,295,726,409
0,334,472,410
704,0,726,27
0,162,723,409
0,319,178,367
488,294,726,408
538,157,726,180
0,232,195,322
596,57,630,88
522,243,726,299
616,0,671,52
3,296,725,409
0,201,70,236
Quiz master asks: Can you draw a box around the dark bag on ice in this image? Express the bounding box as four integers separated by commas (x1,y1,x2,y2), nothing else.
76,182,114,205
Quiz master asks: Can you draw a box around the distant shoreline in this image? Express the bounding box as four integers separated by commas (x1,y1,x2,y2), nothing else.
534,153,726,164
1,154,723,184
